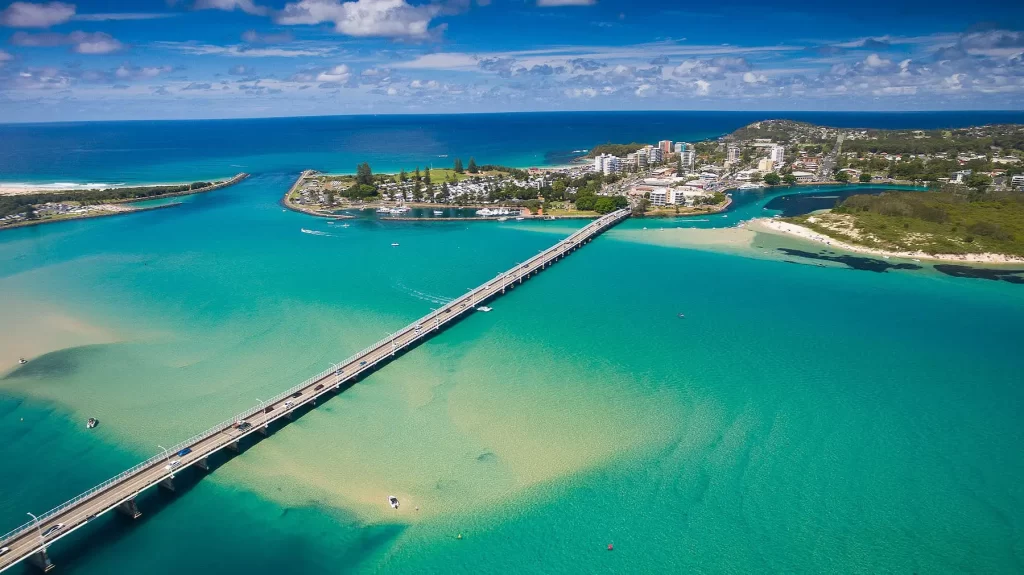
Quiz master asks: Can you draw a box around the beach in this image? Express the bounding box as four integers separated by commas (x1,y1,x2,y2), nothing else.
750,217,1024,264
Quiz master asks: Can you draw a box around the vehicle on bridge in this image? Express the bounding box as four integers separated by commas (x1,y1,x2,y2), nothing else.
41,524,64,537
177,448,192,457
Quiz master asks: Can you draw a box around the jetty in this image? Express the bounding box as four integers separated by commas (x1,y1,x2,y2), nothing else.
0,208,631,573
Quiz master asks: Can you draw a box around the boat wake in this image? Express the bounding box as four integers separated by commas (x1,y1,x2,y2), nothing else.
395,283,453,305
300,228,333,237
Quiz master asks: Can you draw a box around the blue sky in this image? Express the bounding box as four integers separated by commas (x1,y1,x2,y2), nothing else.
0,0,1022,121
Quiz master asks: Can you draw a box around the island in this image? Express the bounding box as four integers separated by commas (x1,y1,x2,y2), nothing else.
0,173,249,230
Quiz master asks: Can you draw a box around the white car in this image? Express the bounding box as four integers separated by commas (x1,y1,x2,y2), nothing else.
284,401,294,409
164,460,181,471
0,546,10,556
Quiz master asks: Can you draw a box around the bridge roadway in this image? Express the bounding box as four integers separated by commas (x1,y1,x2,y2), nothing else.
0,208,631,573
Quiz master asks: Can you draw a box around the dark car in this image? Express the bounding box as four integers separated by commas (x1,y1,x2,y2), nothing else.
264,405,275,413
291,392,302,398
237,422,252,431
177,448,192,457
85,514,97,522
359,361,367,366
314,384,324,391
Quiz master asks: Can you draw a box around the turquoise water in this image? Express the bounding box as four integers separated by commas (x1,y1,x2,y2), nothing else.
3,174,1024,569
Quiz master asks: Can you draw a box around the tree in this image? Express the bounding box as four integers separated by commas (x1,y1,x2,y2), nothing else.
468,157,478,174
859,173,873,183
783,173,798,185
414,167,421,182
751,172,763,183
633,197,650,216
834,170,850,183
676,155,684,177
965,172,992,192
326,190,335,206
356,162,373,186
454,158,464,173
763,172,781,186
424,167,432,187
399,169,407,182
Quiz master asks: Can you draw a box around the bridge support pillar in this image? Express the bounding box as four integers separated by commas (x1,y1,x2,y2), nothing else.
116,498,142,519
28,548,55,572
194,457,210,471
258,425,269,436
226,440,240,453
159,476,175,492
285,411,295,420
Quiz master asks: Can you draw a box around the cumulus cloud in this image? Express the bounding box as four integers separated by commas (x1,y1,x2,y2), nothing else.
634,83,653,97
194,0,269,16
566,87,597,98
864,53,891,68
115,64,174,79
742,71,766,83
316,63,351,83
537,0,595,6
694,79,710,95
277,0,449,38
10,30,124,54
0,1,75,28
181,82,213,90
672,57,749,79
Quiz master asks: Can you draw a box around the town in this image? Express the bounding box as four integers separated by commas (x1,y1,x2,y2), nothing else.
286,120,1024,219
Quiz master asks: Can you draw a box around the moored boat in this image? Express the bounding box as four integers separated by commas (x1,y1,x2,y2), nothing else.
86,417,99,429
388,496,400,509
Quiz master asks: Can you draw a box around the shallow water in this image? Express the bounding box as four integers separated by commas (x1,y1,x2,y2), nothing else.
2,172,1024,573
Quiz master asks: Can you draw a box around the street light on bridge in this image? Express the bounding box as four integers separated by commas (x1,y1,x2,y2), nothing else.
27,512,43,547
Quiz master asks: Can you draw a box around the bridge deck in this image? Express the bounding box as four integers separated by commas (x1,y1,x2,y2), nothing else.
0,208,630,572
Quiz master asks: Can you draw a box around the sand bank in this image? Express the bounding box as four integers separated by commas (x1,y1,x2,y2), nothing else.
750,218,1024,264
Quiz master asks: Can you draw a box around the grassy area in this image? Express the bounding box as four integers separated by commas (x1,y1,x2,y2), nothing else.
785,190,1024,256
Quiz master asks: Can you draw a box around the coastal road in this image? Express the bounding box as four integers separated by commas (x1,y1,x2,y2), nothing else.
0,208,631,573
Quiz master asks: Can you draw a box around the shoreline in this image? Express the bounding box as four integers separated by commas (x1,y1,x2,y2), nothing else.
750,217,1024,264
1,173,249,231
0,174,244,196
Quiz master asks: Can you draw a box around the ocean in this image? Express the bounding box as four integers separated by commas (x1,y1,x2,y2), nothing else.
1,112,1023,573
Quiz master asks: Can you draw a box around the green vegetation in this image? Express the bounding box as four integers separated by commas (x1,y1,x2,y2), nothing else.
763,172,781,186
0,180,217,219
588,142,646,158
787,190,1024,256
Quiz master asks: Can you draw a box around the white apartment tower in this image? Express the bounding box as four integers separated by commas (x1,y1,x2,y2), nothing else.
727,144,741,164
770,144,785,166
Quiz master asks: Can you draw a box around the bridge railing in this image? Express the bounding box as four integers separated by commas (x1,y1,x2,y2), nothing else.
0,207,630,548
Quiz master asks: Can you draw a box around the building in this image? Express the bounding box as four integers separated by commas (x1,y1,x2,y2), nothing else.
680,149,695,170
649,189,667,206
647,146,663,164
699,172,719,183
757,158,775,173
727,144,741,164
658,140,673,155
1011,174,1024,188
770,144,785,166
636,149,649,169
594,153,621,175
791,170,815,182
953,170,972,184
673,142,688,153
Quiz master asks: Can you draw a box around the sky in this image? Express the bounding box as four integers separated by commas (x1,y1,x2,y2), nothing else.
0,0,1023,122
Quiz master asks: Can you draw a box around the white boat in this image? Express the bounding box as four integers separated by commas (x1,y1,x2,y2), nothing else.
389,206,410,214
376,206,390,214
18,357,27,364
391,242,400,247
515,217,525,221
433,210,444,215
476,306,492,312
388,496,400,509
497,217,508,222
86,417,98,429
341,223,350,228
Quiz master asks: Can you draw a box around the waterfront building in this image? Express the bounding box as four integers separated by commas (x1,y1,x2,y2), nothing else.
757,158,775,173
727,144,741,165
594,153,622,175
770,144,786,166
649,189,667,206
791,170,815,182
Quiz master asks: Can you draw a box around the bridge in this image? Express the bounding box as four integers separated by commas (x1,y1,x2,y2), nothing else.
0,208,631,572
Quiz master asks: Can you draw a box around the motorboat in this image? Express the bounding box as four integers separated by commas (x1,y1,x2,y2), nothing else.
388,496,400,509
391,242,400,247
341,223,350,228
376,206,391,214
476,306,493,312
18,357,27,364
86,417,99,429
515,217,525,221
497,217,508,222
433,210,444,215
389,206,410,214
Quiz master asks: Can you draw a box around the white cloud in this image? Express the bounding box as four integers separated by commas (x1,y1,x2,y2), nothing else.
392,52,480,70
194,0,269,16
943,73,964,90
742,71,766,83
864,53,890,68
317,64,351,83
115,64,173,79
872,86,917,96
694,79,710,95
157,42,334,57
0,1,75,28
10,30,124,54
0,49,12,64
537,0,595,6
634,83,653,97
277,0,445,38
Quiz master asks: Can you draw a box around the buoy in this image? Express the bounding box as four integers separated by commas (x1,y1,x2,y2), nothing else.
607,544,614,551
457,534,463,540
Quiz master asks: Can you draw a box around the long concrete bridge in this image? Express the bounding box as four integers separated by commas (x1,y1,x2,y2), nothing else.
0,208,630,572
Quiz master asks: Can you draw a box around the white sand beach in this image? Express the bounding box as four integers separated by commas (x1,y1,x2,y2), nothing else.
750,217,1024,264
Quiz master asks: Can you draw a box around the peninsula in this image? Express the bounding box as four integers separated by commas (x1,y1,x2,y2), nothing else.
0,174,249,230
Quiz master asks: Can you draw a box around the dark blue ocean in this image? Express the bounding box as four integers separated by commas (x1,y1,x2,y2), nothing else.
2,111,1023,185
